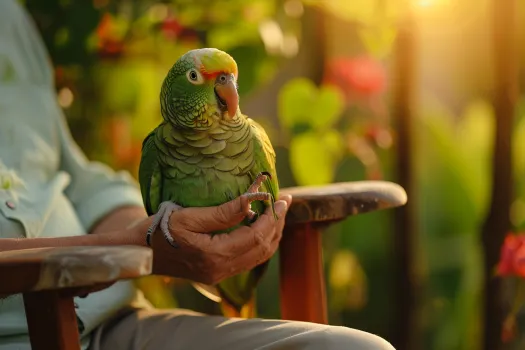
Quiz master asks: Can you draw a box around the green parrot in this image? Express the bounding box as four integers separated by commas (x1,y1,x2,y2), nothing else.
138,48,279,318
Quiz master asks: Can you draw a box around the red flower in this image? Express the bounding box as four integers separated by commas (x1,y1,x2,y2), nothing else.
95,13,124,58
324,56,386,100
497,233,525,277
96,13,113,40
161,16,183,40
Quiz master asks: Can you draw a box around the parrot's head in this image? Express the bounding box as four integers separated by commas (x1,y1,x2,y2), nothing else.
160,48,239,129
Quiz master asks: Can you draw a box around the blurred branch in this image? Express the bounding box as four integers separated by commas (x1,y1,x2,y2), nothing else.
481,0,518,349
391,10,421,350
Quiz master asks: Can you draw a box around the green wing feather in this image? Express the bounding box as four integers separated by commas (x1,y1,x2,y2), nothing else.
138,127,163,216
247,118,279,212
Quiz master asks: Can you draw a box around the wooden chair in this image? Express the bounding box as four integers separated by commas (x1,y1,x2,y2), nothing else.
0,180,406,350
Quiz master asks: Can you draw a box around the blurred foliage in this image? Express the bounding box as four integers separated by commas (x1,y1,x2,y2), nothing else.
22,0,525,349
278,78,346,185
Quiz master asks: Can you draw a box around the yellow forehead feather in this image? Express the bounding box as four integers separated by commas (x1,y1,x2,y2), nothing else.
192,48,238,78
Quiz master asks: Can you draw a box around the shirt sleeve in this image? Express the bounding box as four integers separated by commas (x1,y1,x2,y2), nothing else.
1,0,144,231
55,108,145,232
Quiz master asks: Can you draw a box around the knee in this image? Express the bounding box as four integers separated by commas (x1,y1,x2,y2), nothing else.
311,326,395,350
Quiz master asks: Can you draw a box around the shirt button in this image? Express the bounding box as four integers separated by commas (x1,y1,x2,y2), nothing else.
5,201,15,209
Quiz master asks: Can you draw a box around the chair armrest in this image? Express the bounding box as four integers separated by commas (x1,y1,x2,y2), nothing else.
0,246,152,296
278,180,407,323
282,180,407,225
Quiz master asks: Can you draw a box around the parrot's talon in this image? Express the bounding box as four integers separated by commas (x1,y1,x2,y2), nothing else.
146,201,182,248
260,171,272,180
241,172,277,222
246,210,257,221
241,175,273,222
243,192,271,202
163,231,179,248
247,172,270,194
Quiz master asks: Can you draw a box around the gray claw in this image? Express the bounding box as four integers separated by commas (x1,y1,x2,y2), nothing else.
146,201,182,248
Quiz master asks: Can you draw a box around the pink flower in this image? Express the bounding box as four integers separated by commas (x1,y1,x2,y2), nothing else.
324,56,387,99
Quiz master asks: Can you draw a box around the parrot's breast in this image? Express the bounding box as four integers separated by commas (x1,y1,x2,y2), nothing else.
155,120,255,208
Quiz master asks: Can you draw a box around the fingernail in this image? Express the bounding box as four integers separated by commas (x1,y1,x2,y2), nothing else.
275,200,288,215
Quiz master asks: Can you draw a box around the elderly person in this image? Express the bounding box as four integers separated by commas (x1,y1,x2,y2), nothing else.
0,1,394,349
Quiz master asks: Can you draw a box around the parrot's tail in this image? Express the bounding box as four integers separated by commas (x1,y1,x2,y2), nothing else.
221,296,257,319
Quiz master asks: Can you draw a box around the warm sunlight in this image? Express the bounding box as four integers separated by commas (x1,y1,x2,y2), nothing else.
4,1,522,350
415,0,434,7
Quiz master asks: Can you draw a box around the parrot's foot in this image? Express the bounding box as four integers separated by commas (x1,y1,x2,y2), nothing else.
247,171,272,193
146,201,183,248
243,172,273,221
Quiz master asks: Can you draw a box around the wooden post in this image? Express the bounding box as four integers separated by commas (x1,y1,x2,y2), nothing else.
391,9,421,350
481,0,517,349
23,290,81,350
279,223,328,324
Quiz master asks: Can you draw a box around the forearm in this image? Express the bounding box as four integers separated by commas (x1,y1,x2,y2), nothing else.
89,205,148,234
0,228,133,252
0,207,152,253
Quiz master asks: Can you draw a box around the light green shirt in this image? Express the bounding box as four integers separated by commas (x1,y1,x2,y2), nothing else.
0,1,150,349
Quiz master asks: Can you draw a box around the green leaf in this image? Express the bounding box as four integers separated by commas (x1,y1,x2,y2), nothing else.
278,78,316,129
289,129,343,185
311,85,345,130
278,78,344,131
415,101,483,236
456,99,494,218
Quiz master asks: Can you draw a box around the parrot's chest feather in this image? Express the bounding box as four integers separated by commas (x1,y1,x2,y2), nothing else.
154,121,256,207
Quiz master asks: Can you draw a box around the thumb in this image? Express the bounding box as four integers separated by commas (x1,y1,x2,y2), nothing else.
173,195,251,233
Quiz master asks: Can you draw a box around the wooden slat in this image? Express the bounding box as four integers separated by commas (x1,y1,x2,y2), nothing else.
279,223,328,324
282,181,407,225
0,246,152,296
24,290,80,350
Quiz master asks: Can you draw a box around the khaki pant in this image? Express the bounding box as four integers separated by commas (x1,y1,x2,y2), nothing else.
88,308,395,350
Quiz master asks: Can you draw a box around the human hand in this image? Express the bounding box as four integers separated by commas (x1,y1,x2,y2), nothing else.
149,194,292,285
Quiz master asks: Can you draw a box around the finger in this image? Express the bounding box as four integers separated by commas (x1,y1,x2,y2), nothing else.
219,200,289,271
250,199,289,233
268,201,287,250
170,196,251,233
228,226,278,274
266,218,283,260
205,224,262,257
180,199,289,263
227,198,288,243
278,194,292,208
258,199,288,254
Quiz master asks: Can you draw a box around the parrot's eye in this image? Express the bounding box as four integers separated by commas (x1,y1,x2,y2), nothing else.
186,69,204,85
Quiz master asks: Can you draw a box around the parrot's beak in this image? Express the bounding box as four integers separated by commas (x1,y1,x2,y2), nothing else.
214,74,238,119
